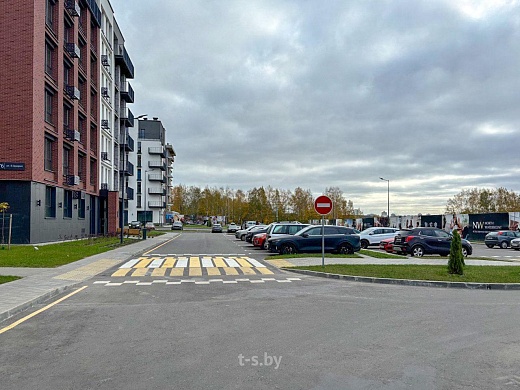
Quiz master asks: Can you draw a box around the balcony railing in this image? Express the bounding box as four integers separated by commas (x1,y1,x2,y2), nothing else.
148,201,166,209
120,82,134,103
148,146,165,157
148,174,166,182
148,161,166,171
120,161,134,176
114,44,134,79
120,134,134,152
148,187,166,195
120,106,134,127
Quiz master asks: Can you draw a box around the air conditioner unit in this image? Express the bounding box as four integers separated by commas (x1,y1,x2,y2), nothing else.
101,119,109,129
65,43,81,59
66,86,80,100
101,55,110,67
66,175,80,186
101,87,109,98
65,129,80,142
65,0,80,17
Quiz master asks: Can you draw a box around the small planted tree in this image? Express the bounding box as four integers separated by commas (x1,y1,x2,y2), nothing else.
0,202,9,247
448,229,464,275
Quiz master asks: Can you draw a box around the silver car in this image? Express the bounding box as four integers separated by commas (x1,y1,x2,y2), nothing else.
511,237,520,250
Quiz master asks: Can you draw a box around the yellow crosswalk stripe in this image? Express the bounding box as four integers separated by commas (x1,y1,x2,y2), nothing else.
112,268,131,277
235,258,253,267
162,257,176,268
132,268,148,277
206,268,221,276
135,259,152,268
170,268,184,277
222,267,239,275
189,268,202,276
152,268,167,277
213,257,227,267
189,257,200,268
240,267,257,275
257,267,274,275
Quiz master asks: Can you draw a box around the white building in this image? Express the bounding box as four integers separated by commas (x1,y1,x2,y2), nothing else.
127,118,175,225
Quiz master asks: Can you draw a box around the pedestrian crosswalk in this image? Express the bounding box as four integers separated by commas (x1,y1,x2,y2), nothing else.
110,255,275,277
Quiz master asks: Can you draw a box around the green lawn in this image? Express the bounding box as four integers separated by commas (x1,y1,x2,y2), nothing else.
0,236,142,268
0,275,21,285
290,264,520,283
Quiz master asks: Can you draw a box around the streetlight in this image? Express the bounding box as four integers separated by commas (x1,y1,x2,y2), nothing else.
380,177,390,226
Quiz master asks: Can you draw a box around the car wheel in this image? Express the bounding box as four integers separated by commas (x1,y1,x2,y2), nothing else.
501,241,509,249
411,245,424,257
360,240,369,249
462,247,469,257
261,242,266,250
338,243,353,255
240,235,245,241
486,244,494,248
281,243,297,255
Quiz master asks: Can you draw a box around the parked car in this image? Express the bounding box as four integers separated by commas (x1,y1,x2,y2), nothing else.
226,223,239,233
171,221,183,230
264,223,311,250
145,222,155,230
128,221,142,229
358,227,399,249
484,230,520,248
268,225,361,255
252,232,268,250
211,223,223,233
393,227,473,257
235,225,266,240
379,237,395,253
511,237,520,250
245,223,275,243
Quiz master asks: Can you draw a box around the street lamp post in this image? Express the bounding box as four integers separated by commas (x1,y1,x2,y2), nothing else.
380,177,390,226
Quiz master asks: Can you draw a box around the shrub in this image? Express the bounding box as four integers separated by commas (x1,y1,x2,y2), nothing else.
448,229,464,275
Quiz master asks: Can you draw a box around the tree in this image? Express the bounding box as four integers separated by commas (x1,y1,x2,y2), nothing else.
0,202,9,246
448,229,464,275
446,187,520,214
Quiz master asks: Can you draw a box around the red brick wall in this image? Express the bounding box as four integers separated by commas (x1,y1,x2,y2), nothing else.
108,191,120,234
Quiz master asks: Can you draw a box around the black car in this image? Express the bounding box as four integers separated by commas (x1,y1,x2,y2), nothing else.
268,225,361,255
393,227,472,257
245,223,274,243
128,221,142,229
484,230,520,249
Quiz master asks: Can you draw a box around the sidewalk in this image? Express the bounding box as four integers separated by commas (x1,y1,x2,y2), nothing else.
0,233,176,323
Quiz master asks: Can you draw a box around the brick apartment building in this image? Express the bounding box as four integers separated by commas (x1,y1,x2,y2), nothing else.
0,0,135,244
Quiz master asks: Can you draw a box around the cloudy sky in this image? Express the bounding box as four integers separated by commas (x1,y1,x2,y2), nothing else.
110,0,520,215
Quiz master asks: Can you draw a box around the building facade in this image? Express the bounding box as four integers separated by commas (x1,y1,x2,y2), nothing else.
0,0,135,244
127,118,175,226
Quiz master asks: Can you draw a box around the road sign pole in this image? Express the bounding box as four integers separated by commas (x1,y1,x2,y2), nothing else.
321,215,325,267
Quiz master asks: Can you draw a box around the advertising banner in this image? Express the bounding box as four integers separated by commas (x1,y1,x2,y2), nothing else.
468,213,509,240
421,215,443,229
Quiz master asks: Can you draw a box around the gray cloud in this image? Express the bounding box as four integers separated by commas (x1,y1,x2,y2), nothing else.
111,0,520,214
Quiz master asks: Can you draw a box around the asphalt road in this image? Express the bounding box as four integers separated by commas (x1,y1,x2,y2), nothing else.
1,231,520,390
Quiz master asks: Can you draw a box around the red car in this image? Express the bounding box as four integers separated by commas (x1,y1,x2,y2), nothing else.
253,232,268,250
379,237,395,253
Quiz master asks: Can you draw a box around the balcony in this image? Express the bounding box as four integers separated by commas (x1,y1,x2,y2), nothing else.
148,146,165,157
148,187,166,195
65,0,80,17
148,201,166,209
126,187,134,200
148,160,166,171
121,134,134,152
120,161,134,176
86,0,101,27
65,43,81,59
114,44,134,79
120,82,134,103
148,174,166,183
120,106,134,127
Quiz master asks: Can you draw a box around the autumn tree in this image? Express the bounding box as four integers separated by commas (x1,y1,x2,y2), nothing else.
446,187,520,214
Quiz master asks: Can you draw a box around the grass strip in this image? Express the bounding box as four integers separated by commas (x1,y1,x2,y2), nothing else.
268,253,361,260
0,276,21,285
290,264,520,283
0,237,137,268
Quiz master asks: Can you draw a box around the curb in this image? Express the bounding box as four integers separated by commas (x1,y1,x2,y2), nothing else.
281,268,520,290
0,282,81,323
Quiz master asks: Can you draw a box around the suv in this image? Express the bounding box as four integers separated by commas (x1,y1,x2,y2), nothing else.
393,227,472,257
268,225,361,255
128,221,142,229
358,227,399,249
484,230,520,248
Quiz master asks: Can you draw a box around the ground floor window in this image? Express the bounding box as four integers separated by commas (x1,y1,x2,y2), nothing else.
45,186,56,218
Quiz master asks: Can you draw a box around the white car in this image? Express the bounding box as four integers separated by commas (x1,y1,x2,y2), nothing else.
358,227,399,249
511,237,520,250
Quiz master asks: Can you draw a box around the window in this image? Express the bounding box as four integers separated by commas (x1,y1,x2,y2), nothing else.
64,190,73,218
44,137,54,171
137,169,141,181
306,227,322,236
45,43,54,76
78,154,85,181
78,198,85,219
78,115,85,144
137,155,141,167
90,159,96,185
137,142,141,153
45,89,54,124
64,62,71,87
64,20,72,44
64,104,71,130
137,182,142,194
63,147,70,176
45,186,56,218
138,129,145,139
45,0,55,29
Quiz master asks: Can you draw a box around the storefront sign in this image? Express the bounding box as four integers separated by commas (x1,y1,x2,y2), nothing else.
0,162,25,171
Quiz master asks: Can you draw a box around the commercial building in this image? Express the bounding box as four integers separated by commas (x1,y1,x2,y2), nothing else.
0,1,137,243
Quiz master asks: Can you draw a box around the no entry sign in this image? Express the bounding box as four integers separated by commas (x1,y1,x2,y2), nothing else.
314,195,333,215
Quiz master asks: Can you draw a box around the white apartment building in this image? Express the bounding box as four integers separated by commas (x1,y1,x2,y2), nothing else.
127,118,175,225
